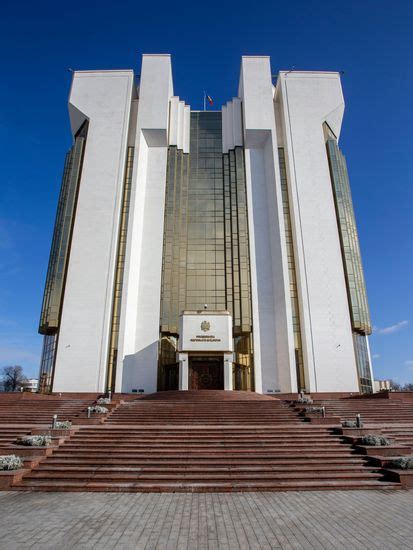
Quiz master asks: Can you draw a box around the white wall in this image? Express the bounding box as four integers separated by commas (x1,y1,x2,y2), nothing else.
51,56,361,395
275,71,359,392
53,70,134,392
116,55,174,393
239,57,297,394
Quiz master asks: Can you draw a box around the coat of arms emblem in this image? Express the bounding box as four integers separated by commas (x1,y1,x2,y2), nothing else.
201,321,210,332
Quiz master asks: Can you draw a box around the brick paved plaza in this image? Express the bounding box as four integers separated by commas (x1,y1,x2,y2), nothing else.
0,490,412,549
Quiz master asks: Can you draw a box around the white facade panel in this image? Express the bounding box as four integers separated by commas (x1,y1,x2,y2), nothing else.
239,57,296,394
276,71,359,392
42,53,370,396
116,55,173,394
53,70,134,392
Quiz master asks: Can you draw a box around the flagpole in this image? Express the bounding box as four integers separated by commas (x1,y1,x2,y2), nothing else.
203,91,206,112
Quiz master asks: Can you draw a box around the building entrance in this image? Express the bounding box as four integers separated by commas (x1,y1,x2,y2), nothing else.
189,357,224,390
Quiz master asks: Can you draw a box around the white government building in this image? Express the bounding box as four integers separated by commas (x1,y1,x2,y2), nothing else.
38,54,374,395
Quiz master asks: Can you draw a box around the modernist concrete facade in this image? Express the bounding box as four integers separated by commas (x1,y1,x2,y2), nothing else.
38,54,374,395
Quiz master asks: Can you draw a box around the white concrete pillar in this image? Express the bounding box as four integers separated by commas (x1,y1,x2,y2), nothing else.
224,353,234,390
178,353,189,390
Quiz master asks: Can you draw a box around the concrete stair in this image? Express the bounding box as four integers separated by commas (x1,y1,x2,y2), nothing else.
0,395,95,424
379,426,413,448
309,397,413,424
0,426,32,449
13,391,398,492
106,390,299,425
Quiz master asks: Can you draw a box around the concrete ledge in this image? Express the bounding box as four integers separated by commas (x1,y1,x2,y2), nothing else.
22,456,45,469
355,445,412,457
307,416,341,425
335,427,382,437
385,469,413,489
71,417,106,425
31,428,79,437
0,469,30,489
6,445,57,457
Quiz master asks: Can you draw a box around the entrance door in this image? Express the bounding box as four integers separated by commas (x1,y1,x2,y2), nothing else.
189,358,224,390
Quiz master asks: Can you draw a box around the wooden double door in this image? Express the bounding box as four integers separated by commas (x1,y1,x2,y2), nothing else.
189,357,224,390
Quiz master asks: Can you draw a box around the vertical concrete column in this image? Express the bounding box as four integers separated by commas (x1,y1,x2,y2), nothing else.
178,352,189,390
116,54,174,394
239,56,295,394
54,70,134,392
224,353,234,390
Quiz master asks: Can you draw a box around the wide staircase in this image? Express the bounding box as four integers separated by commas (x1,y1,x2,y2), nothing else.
0,426,32,451
13,391,397,492
107,390,298,425
0,394,95,424
311,396,413,424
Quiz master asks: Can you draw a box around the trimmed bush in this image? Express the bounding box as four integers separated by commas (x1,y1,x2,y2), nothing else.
360,434,392,446
90,405,109,414
15,435,52,447
55,421,72,430
342,420,364,428
342,420,357,428
0,455,23,471
296,397,313,404
305,407,323,414
390,457,413,470
97,397,111,405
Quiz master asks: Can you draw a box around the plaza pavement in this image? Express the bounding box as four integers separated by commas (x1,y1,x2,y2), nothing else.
0,490,412,549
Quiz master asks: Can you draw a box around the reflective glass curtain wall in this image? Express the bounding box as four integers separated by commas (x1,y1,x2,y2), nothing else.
159,112,254,390
38,123,88,392
106,146,135,392
325,125,373,393
278,148,306,391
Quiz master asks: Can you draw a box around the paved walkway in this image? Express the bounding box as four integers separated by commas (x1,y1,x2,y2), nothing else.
0,490,412,549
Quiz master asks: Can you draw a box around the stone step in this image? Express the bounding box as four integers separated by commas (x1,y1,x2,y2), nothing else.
34,464,371,473
41,453,366,467
49,449,357,457
25,471,384,482
60,442,346,449
4,391,404,493
13,479,399,492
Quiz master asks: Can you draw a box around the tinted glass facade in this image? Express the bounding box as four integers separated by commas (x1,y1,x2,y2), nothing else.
325,126,373,392
106,146,135,392
38,334,57,393
39,124,87,335
278,148,306,391
159,112,254,390
353,333,373,394
38,123,87,392
326,136,372,336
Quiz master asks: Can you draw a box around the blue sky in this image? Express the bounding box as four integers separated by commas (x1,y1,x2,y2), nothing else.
0,0,412,382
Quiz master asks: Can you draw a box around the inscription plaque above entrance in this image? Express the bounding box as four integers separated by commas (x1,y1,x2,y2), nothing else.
179,311,233,353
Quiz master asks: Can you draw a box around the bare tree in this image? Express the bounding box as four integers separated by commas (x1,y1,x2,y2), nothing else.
1,366,27,392
402,383,413,392
388,379,401,391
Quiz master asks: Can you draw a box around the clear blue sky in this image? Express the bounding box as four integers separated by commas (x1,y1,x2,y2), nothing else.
0,0,411,382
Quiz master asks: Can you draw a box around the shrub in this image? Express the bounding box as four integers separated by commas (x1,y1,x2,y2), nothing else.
90,405,109,414
296,397,313,404
305,407,323,414
55,421,72,430
15,435,52,447
342,420,357,428
360,434,392,446
0,455,23,471
97,397,111,405
390,457,413,470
